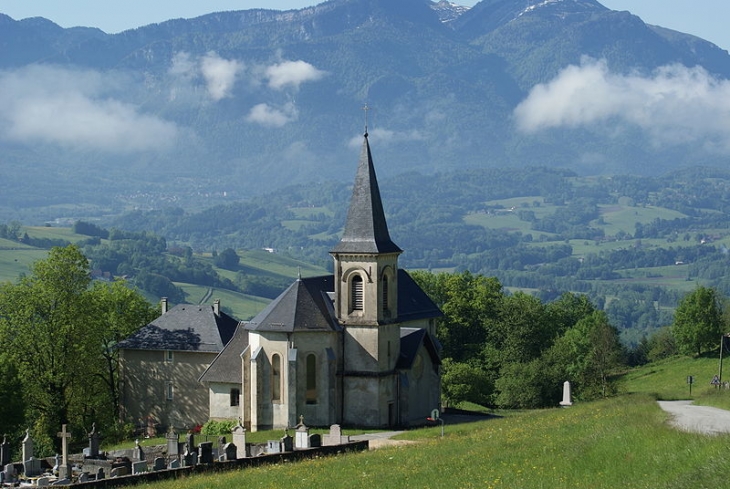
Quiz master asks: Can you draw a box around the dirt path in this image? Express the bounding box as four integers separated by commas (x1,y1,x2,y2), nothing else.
658,400,730,435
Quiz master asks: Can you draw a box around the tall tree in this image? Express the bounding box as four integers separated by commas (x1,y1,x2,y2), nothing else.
0,245,154,453
672,286,724,356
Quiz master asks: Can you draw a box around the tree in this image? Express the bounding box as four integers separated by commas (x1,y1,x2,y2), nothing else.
411,270,502,362
90,280,158,427
549,311,623,400
214,248,240,270
0,245,154,454
440,359,493,408
672,286,724,356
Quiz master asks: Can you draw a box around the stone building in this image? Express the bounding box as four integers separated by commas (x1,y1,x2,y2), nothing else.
118,298,237,431
200,133,442,430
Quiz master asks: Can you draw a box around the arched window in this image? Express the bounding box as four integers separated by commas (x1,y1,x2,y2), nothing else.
271,354,281,401
382,275,389,311
305,354,317,404
351,275,364,312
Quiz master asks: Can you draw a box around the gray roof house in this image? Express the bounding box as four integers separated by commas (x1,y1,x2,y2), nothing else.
118,298,239,431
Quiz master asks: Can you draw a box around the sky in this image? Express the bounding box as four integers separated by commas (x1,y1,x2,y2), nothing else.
0,0,728,51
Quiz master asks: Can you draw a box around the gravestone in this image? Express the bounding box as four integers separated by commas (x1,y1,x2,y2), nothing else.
217,436,226,457
78,472,89,483
22,429,33,463
110,466,128,478
309,434,322,448
53,478,71,486
182,445,197,467
266,440,282,454
323,424,350,446
168,459,180,469
56,424,72,478
153,457,166,471
281,434,293,452
132,460,148,474
24,457,42,477
111,457,131,477
166,428,179,460
185,433,195,452
222,443,237,462
87,423,101,459
0,435,10,466
95,467,105,480
36,475,51,486
3,463,16,483
198,441,213,464
295,423,309,450
559,381,573,407
232,423,247,459
133,439,145,462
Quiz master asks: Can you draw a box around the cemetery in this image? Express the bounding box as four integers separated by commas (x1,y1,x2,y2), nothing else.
0,420,366,487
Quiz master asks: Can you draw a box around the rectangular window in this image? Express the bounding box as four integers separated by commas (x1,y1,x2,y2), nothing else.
166,382,174,401
272,354,281,401
230,388,240,407
351,276,364,312
165,350,174,363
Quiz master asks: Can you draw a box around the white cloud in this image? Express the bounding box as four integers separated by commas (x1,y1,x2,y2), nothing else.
200,51,244,101
265,60,326,90
246,102,298,127
514,57,730,151
0,64,178,152
347,127,424,148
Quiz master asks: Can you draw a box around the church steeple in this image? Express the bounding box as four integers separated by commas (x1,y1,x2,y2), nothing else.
331,134,401,255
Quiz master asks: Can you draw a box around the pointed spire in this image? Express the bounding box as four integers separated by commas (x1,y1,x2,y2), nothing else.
331,134,401,254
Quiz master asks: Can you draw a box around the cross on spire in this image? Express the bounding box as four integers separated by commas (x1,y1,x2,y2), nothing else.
363,103,370,137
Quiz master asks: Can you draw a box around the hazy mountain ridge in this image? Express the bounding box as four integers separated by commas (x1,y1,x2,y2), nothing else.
1,0,730,219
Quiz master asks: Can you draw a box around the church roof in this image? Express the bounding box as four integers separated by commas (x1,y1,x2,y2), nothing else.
397,327,442,370
199,324,249,384
245,275,340,333
117,303,238,352
396,270,444,322
331,134,402,255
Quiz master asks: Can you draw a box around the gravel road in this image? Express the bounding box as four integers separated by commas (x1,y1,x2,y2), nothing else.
658,400,730,435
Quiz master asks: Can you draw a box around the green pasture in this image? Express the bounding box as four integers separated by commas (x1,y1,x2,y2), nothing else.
0,249,49,283
24,225,88,242
237,250,327,278
595,204,686,236
176,284,269,321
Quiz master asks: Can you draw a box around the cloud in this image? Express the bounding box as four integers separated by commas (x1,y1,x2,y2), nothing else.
246,102,298,127
514,57,730,151
264,60,326,90
200,52,244,101
347,127,425,148
0,64,178,152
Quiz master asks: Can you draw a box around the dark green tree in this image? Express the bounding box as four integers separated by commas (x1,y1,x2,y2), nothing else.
672,286,724,356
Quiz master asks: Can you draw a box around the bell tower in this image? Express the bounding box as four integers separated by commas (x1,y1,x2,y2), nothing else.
330,132,402,426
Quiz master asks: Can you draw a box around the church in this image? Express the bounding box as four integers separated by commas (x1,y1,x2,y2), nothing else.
200,132,442,430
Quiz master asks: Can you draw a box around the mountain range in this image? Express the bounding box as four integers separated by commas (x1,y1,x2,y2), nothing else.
1,0,729,219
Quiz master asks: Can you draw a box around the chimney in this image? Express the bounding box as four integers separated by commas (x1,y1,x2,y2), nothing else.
213,299,220,316
161,297,168,314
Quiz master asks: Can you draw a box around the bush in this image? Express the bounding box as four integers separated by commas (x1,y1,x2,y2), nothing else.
200,419,237,436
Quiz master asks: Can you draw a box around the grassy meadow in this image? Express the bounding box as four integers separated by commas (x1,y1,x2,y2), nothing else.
120,355,730,489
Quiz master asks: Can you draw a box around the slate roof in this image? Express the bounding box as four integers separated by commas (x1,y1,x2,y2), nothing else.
397,327,442,370
199,324,249,384
331,134,402,255
117,303,238,352
396,270,443,323
245,275,340,333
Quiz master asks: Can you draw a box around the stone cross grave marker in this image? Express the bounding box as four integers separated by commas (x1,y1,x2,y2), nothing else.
57,424,72,466
22,429,33,462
